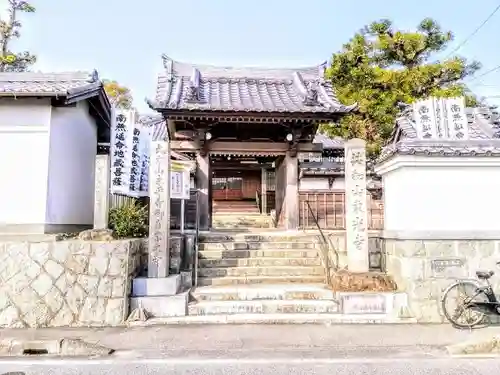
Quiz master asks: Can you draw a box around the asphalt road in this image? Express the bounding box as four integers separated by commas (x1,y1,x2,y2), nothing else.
0,324,499,374
0,357,499,375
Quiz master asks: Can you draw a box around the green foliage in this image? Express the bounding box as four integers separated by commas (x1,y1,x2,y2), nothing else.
0,0,36,72
103,80,133,109
322,18,482,157
109,201,148,239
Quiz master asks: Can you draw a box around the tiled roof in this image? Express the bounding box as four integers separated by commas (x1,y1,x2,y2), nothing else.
149,54,357,114
379,102,500,162
138,114,168,141
313,133,344,148
0,71,102,97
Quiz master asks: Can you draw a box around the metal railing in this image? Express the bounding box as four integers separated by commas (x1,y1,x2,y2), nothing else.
255,191,261,213
305,200,338,286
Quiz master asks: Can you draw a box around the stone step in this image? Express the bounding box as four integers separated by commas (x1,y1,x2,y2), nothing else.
188,299,339,315
213,215,267,219
198,266,324,278
198,241,317,250
213,201,257,205
213,223,271,229
213,211,265,216
199,249,320,259
213,209,259,212
212,217,272,229
197,275,326,286
213,203,260,214
198,234,319,243
198,257,322,268
130,293,189,318
191,284,335,301
213,213,267,217
213,218,269,222
130,313,417,326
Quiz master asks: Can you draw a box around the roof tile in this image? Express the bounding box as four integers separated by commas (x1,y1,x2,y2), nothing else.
0,71,100,96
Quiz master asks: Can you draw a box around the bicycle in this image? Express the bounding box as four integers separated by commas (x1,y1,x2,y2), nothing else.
442,262,500,328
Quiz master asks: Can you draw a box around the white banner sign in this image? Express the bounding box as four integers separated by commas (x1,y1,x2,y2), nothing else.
413,98,438,139
139,128,151,194
110,109,131,195
110,109,151,197
170,160,193,200
128,126,142,193
444,97,469,140
412,97,470,140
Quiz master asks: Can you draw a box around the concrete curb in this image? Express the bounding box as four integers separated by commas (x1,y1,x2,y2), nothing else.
126,313,418,326
446,335,500,356
0,338,114,357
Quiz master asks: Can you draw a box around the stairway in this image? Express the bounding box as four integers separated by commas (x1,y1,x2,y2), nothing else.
213,200,260,214
212,200,272,229
189,232,339,317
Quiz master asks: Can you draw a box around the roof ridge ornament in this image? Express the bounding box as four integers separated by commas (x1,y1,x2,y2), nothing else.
185,68,201,102
87,69,99,83
396,102,413,117
304,80,319,106
292,71,319,106
318,62,327,83
161,54,174,75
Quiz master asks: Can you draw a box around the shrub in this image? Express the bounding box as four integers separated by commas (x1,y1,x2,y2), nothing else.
109,201,148,239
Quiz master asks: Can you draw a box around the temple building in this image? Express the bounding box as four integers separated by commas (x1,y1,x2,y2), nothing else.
146,55,357,230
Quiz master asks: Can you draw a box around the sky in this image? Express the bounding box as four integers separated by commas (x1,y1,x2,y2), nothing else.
11,0,500,112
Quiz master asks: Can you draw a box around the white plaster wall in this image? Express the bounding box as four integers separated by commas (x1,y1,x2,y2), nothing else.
377,155,500,232
299,177,345,190
299,176,379,191
46,102,97,225
0,99,51,224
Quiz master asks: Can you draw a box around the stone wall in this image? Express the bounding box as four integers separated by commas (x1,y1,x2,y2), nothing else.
383,234,500,323
0,238,144,328
325,231,383,270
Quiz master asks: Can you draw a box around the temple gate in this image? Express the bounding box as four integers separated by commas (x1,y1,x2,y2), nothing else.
146,55,356,230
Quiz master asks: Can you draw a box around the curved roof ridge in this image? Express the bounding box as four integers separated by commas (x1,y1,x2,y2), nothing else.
0,71,95,82
161,54,326,80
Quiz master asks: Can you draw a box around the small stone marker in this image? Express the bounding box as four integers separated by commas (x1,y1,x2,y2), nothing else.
93,154,110,229
169,235,182,274
148,140,171,278
342,294,386,314
344,139,369,273
431,258,466,279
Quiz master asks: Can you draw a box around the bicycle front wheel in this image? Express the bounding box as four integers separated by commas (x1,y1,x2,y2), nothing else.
442,281,487,328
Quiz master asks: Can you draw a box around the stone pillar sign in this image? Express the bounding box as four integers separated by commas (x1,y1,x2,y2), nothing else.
148,140,171,277
93,154,110,229
344,139,369,273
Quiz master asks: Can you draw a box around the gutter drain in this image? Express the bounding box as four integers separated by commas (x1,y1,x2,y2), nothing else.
22,348,49,355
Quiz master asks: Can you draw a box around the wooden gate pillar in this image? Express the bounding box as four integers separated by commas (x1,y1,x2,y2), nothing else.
284,151,299,230
274,151,299,230
196,151,211,230
261,167,267,214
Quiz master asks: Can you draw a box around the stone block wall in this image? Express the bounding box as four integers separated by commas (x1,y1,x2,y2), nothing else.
384,236,500,323
0,238,144,328
325,231,382,270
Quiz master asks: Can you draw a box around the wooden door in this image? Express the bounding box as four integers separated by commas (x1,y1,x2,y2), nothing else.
212,176,243,200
